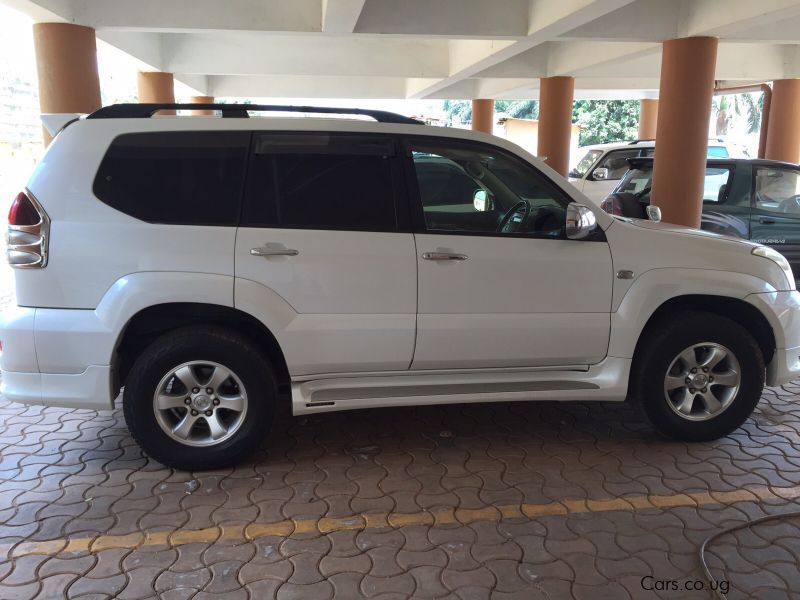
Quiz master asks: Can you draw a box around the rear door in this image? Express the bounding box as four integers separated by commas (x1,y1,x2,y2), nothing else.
750,165,800,279
235,132,417,375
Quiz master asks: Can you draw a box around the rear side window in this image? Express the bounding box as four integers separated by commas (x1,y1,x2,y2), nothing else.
93,131,250,225
242,133,399,231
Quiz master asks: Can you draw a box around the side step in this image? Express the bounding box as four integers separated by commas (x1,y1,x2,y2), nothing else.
291,358,631,415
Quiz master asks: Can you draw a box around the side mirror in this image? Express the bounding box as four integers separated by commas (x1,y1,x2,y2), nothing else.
593,167,609,181
566,203,598,240
646,205,662,222
473,189,489,212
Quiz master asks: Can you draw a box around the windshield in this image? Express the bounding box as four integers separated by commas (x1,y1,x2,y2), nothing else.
568,149,603,179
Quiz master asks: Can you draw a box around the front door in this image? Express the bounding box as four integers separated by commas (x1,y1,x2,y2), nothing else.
406,137,613,370
750,164,800,280
235,132,417,375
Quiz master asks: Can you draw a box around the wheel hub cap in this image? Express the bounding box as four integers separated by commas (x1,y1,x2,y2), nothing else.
689,373,709,388
153,360,248,447
663,342,741,422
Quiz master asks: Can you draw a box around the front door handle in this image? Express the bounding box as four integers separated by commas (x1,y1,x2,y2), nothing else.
250,245,299,257
759,217,776,225
422,252,468,261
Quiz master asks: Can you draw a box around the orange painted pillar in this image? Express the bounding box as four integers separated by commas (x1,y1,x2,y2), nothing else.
32,23,102,146
189,95,215,116
765,79,800,164
137,71,175,114
537,76,574,176
638,99,658,139
651,37,718,228
471,99,494,134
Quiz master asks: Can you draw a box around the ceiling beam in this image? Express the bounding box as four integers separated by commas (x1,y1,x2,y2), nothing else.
409,0,638,99
322,0,367,34
208,74,408,98
159,33,450,78
23,0,322,32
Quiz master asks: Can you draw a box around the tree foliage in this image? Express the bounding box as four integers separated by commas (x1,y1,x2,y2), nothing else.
571,100,641,145
442,99,538,124
712,93,763,135
442,98,641,145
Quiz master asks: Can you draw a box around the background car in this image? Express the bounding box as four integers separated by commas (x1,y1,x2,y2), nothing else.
601,157,800,282
569,139,734,201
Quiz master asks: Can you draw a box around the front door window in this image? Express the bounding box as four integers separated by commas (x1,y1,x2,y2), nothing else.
411,141,568,238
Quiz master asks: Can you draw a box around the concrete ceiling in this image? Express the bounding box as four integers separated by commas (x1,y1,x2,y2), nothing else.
3,0,800,99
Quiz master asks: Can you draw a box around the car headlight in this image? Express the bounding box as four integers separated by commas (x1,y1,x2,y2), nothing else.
752,246,796,290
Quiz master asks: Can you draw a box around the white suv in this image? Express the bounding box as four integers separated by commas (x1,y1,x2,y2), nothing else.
2,103,799,470
569,139,733,201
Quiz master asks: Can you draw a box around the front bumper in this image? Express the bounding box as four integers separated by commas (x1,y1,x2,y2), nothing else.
767,346,800,387
746,290,800,386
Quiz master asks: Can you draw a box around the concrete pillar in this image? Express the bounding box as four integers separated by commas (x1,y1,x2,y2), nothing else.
765,79,800,164
137,71,175,114
32,23,101,146
638,99,658,139
651,37,718,228
189,95,215,116
471,99,494,134
537,76,574,176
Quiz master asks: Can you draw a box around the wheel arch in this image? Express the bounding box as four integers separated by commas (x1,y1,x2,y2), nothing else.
113,302,290,395
631,294,776,370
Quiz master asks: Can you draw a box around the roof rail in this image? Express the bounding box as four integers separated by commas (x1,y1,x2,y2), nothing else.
627,139,655,144
86,103,424,125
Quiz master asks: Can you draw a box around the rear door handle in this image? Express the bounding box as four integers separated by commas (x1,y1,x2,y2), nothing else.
250,245,299,257
422,252,468,261
759,217,776,225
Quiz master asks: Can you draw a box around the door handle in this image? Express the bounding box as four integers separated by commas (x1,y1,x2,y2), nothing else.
759,217,776,225
250,246,299,257
422,252,468,261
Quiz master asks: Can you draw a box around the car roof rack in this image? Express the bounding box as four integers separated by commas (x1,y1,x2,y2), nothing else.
86,103,424,125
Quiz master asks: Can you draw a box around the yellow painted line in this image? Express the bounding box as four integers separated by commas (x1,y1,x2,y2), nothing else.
5,484,799,558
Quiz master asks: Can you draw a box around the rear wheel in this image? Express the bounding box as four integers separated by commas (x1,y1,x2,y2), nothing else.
632,312,764,441
123,326,275,470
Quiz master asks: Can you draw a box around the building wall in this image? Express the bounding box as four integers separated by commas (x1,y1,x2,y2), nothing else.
497,118,580,160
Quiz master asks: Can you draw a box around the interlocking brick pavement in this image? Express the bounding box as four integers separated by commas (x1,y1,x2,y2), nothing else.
0,382,798,598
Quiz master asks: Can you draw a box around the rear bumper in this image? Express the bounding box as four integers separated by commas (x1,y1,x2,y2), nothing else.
1,365,114,409
0,305,116,410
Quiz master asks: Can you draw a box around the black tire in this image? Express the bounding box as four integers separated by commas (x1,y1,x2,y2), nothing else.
123,326,275,470
631,311,765,441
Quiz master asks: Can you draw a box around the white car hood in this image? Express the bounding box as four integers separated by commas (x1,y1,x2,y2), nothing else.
622,217,759,248
606,217,790,292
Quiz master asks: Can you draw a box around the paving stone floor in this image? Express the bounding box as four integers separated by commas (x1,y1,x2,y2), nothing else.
0,381,799,599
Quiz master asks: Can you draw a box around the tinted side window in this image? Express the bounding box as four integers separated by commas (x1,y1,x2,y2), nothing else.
242,133,398,232
702,166,734,203
754,168,800,214
410,139,568,238
93,131,250,225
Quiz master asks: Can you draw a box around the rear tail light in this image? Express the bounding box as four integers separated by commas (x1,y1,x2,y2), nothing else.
7,190,49,268
600,196,623,216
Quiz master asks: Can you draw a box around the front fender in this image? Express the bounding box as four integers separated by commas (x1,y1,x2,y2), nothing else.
608,268,776,359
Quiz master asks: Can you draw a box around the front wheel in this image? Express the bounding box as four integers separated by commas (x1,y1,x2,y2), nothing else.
123,327,275,470
632,312,765,441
